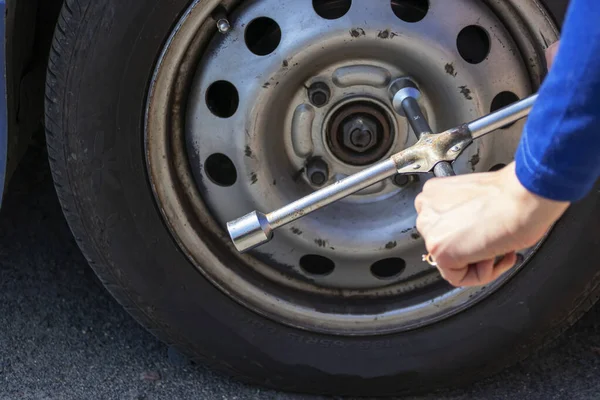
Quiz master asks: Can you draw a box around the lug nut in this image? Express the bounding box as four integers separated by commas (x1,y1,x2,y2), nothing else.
307,82,331,108
306,158,329,187
341,116,379,153
393,174,419,187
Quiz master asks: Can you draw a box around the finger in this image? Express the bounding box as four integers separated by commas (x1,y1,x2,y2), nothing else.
491,252,518,281
425,227,471,272
415,212,428,238
416,205,441,238
436,261,471,288
436,265,465,288
457,259,495,287
414,192,424,214
437,252,519,288
426,199,521,270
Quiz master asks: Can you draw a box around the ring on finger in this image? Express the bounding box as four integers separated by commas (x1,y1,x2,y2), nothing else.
422,253,437,266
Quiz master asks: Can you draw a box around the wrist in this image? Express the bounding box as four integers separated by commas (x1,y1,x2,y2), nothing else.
501,162,570,222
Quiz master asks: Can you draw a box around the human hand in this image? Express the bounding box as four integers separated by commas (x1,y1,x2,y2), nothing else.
415,163,570,288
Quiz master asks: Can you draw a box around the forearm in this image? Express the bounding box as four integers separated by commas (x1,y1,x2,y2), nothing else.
515,0,600,202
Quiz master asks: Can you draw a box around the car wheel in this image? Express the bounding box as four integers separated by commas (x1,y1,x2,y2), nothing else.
45,0,599,396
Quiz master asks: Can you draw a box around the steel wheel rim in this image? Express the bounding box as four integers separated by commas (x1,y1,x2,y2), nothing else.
145,0,558,335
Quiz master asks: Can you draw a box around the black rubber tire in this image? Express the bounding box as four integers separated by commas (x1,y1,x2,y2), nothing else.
45,0,598,396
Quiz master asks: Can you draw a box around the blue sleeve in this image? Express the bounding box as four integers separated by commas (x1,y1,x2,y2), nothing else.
515,0,600,202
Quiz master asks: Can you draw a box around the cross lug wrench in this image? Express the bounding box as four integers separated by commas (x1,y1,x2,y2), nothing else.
227,81,538,253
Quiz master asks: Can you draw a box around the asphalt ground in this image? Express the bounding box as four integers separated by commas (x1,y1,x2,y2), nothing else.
2,144,600,400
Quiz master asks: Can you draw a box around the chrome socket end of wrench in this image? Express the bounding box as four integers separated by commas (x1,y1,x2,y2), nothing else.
227,211,273,253
389,77,421,116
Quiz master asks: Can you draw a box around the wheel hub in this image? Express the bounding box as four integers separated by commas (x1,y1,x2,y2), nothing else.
145,0,559,335
327,101,394,166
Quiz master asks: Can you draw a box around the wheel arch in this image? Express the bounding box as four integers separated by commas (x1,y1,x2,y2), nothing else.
2,0,63,204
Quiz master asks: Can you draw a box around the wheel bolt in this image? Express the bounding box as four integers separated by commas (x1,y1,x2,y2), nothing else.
311,172,326,186
306,158,329,187
393,175,410,187
217,18,231,33
393,174,419,187
307,82,331,108
213,8,231,34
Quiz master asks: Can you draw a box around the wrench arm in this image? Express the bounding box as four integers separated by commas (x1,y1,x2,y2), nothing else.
267,159,398,229
468,94,537,139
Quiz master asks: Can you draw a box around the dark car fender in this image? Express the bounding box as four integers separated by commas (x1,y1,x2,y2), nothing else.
0,0,7,206
1,0,62,207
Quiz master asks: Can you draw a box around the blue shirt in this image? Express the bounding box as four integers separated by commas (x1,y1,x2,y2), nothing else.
515,0,600,202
